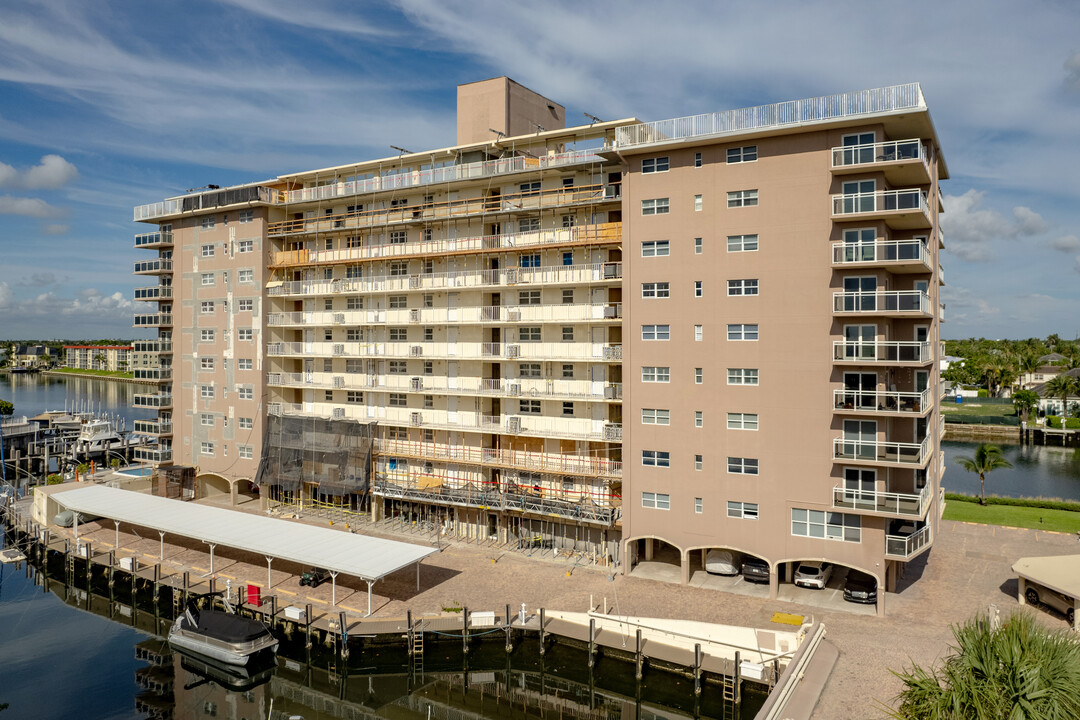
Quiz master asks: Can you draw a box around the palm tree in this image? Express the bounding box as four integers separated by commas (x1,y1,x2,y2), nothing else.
1015,350,1041,390
889,611,1080,719
955,443,1012,505
1044,374,1079,420
1012,389,1039,423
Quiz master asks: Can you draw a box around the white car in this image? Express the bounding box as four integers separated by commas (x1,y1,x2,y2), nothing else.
794,562,833,589
705,549,739,576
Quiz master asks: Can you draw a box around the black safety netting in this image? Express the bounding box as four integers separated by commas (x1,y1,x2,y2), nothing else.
254,415,376,497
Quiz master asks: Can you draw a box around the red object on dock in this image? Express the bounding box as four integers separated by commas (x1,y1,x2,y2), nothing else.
247,584,262,606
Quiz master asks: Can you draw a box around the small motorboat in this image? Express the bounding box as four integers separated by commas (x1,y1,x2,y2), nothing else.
175,645,277,692
168,595,278,666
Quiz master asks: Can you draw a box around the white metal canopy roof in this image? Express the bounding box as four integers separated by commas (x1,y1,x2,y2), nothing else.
1012,554,1080,599
54,485,437,582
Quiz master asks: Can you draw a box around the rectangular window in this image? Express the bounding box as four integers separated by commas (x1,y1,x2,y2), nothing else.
238,299,253,312
520,253,541,268
694,325,703,341
695,411,703,427
424,395,434,409
238,386,253,400
727,412,759,430
694,194,702,211
519,399,541,414
239,445,253,459
519,326,541,342
642,450,671,467
694,281,703,297
389,393,407,407
561,326,573,341
518,218,540,233
389,295,407,309
238,328,253,341
641,366,670,383
562,215,576,228
520,181,540,196
694,152,702,168
201,442,215,456
347,391,363,404
201,273,214,286
389,262,408,276
791,509,861,542
641,157,669,173
695,368,703,384
519,290,541,305
727,146,758,163
727,189,759,207
237,239,253,253
389,360,408,374
562,401,574,416
641,408,670,425
641,492,671,510
200,414,214,427
201,244,214,257
201,216,216,230
727,324,759,341
346,328,361,341
641,198,670,215
423,361,433,375
641,324,670,341
200,329,215,343
345,359,362,373
641,282,670,298
389,230,407,244
519,363,542,378
200,357,214,371
239,417,253,430
200,301,214,314
346,235,361,248
238,359,252,370
200,385,214,399
694,237,702,254
695,454,703,471
727,234,759,252
728,457,760,475
641,240,670,257
238,210,253,223
562,289,574,304
727,368,759,385
728,279,759,296
562,363,574,378
727,501,759,520
389,328,407,341
238,269,253,283
695,497,703,513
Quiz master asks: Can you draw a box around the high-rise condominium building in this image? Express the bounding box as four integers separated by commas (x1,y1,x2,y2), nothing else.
134,79,946,614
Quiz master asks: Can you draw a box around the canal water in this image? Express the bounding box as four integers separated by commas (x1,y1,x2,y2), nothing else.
0,372,155,427
942,440,1080,501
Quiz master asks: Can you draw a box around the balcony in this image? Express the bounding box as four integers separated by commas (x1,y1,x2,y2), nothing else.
134,285,172,301
376,438,621,479
134,185,277,222
133,313,172,328
885,524,932,560
938,263,945,286
832,436,930,467
831,189,931,229
265,302,622,329
833,388,931,416
133,420,172,436
833,340,932,367
266,340,624,363
832,290,931,317
830,139,931,185
830,239,932,273
133,259,173,275
939,303,946,323
832,484,931,519
133,393,172,409
133,446,172,464
133,368,172,382
134,231,173,248
133,340,172,354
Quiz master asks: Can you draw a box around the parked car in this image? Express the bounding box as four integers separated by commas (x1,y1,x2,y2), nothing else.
705,549,739,576
299,567,331,588
741,557,770,583
793,562,833,589
843,571,878,604
1025,581,1076,624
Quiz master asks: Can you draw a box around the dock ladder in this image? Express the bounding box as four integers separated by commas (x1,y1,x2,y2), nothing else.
411,618,425,677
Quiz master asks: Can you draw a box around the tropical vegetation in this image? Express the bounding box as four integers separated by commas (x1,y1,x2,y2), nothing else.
955,444,1012,505
943,336,1079,400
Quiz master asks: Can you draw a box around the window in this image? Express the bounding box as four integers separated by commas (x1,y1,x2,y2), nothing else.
641,324,670,341
562,176,575,188
562,363,574,378
519,363,541,378
562,215,576,228
201,273,215,286
727,324,758,341
424,395,434,409
200,414,214,427
727,189,759,207
728,368,759,385
389,262,408,276
641,157,669,173
238,328,253,341
389,328,407,341
519,326,541,342
200,301,214,314
200,385,214,399
641,282,670,298
694,237,702,254
201,244,214,257
641,492,671,510
694,325,703,341
324,267,334,280
562,289,574,304
200,329,215,343
519,290,540,305
642,450,671,467
728,457,759,475
694,152,702,168
424,361,433,375
728,279,759,296
389,230,407,244
389,295,407,309
641,409,670,425
727,145,758,163
518,218,539,233
389,393,407,407
520,181,540,196
347,391,363,404
695,368,703,384
423,327,434,342
694,281,703,297
727,234,759,252
239,445,253,459
422,293,433,307
695,454,703,471
238,386,253,400
641,198,670,215
727,413,759,430
345,359,362,373
324,329,333,341
695,411,703,427
561,326,574,341
562,251,573,266
201,442,215,456
791,509,861,542
389,197,409,208
239,417,253,430
238,269,253,283
520,253,541,268
201,216,216,230
238,210,253,223
695,497,703,513
200,357,214,371
641,366,670,383
389,360,408,374
238,239,253,253
346,234,361,248
727,501,759,520
562,402,574,416
519,399,541,414
694,194,702,211
238,299,253,312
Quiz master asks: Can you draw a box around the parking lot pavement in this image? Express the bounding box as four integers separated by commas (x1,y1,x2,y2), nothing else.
777,568,877,617
687,568,771,598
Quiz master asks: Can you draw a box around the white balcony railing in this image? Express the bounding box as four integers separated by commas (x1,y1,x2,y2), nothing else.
831,138,929,171
133,394,172,409
833,340,932,364
833,388,931,414
134,231,173,247
134,185,277,222
266,302,621,329
133,314,173,327
375,438,622,479
266,340,622,362
830,239,931,269
832,290,931,315
832,484,931,517
885,524,932,559
133,259,173,274
832,436,930,466
831,189,930,220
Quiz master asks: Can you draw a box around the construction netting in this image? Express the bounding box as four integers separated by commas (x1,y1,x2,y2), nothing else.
255,415,377,498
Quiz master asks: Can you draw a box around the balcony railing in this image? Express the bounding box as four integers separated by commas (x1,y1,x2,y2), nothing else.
133,368,172,381
614,83,924,149
832,290,931,315
832,484,930,518
133,341,172,354
831,138,929,172
376,438,621,479
133,394,172,409
267,302,621,329
832,436,930,466
133,446,172,463
832,340,932,364
134,231,173,248
134,286,173,301
885,524,932,559
134,185,277,222
133,314,172,327
133,259,173,274
833,388,931,414
266,340,623,363
830,239,931,270
831,189,931,226
133,420,173,436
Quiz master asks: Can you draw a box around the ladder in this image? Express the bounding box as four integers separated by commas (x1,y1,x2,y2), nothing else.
411,619,424,677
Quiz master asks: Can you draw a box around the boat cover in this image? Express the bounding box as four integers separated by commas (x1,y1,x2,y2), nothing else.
189,609,269,643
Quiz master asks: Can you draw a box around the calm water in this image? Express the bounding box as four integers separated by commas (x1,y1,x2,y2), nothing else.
0,373,155,427
942,440,1080,501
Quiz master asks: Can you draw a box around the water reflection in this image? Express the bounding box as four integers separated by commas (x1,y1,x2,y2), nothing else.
0,372,155,425
943,441,1080,500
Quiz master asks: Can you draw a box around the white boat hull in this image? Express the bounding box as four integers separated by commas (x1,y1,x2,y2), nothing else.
168,618,278,666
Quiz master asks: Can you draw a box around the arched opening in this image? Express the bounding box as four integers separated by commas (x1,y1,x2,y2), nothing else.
197,472,232,500
235,477,259,506
774,558,881,616
684,545,772,598
624,536,684,584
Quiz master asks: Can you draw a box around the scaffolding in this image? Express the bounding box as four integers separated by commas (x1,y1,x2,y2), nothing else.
255,415,377,503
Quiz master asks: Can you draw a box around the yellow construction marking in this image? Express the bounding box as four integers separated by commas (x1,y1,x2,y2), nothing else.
341,605,363,614
307,597,328,605
191,566,208,573
121,547,135,553
277,589,297,597
771,612,805,626
219,573,236,580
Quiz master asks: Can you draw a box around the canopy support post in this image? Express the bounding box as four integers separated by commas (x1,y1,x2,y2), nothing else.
416,561,420,590
330,571,339,607
265,556,273,589
114,520,120,549
207,543,216,575
366,580,373,617
158,531,165,561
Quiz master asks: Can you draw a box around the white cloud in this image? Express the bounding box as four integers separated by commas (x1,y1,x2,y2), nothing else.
0,154,78,189
16,272,58,288
1052,235,1080,252
0,282,134,334
941,190,1049,262
0,195,63,217
1066,51,1080,91
1012,206,1047,236
42,223,68,235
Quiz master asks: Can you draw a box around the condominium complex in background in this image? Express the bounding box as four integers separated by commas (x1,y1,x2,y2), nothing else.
132,78,947,614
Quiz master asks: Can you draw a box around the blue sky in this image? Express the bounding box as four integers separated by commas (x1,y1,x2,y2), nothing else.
0,0,1078,340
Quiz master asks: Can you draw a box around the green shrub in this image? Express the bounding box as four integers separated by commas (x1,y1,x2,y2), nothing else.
944,492,1080,512
976,388,989,397
1045,415,1080,429
47,473,63,485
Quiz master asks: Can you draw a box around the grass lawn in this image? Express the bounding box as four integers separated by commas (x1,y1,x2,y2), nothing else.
943,500,1080,533
49,368,133,379
940,401,1018,419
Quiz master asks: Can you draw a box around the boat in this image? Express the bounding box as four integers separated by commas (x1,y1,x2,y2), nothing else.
168,595,278,666
175,645,277,692
70,416,148,459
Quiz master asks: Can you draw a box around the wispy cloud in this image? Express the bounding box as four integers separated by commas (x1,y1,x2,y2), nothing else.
941,190,1048,262
0,195,65,218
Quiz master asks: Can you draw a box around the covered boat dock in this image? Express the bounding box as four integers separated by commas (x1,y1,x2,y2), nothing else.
53,484,438,614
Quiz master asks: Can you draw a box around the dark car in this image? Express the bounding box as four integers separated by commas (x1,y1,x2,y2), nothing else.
843,571,878,604
299,568,330,588
741,557,770,583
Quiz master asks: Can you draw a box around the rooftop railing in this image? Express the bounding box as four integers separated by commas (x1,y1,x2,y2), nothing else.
134,185,277,222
